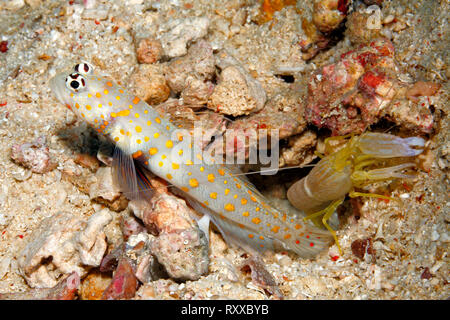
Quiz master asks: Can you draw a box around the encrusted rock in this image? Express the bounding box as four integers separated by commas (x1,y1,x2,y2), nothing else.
133,193,197,234
158,16,210,58
121,215,146,241
218,89,306,160
101,257,138,300
74,153,100,172
136,38,163,64
381,81,440,134
165,40,216,106
129,177,210,281
241,256,283,299
345,9,383,45
208,66,263,116
150,228,209,281
10,136,56,174
305,38,404,135
128,64,170,105
17,210,112,288
88,166,129,212
181,76,215,105
100,232,166,284
125,233,166,283
61,161,94,195
279,130,317,167
208,50,267,116
313,0,349,33
79,270,111,300
166,40,216,93
405,81,441,102
383,95,435,134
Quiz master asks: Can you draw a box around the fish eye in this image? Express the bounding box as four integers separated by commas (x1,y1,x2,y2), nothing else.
74,62,93,75
65,72,87,92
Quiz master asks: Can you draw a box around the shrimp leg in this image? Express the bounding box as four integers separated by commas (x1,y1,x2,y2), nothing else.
304,198,345,254
349,190,395,201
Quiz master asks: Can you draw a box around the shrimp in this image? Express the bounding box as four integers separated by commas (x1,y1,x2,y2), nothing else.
287,132,425,253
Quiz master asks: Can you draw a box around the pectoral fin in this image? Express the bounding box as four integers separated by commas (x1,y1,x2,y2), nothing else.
112,147,154,202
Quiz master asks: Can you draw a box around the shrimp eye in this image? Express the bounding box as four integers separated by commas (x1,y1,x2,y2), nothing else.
65,72,86,92
74,62,93,75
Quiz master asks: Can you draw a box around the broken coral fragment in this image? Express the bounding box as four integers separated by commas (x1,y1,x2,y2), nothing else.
17,210,112,288
165,40,216,106
158,16,210,58
345,9,383,45
208,50,267,116
0,272,79,300
10,136,56,174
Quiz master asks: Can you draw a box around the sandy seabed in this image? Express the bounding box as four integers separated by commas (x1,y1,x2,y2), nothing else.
0,0,448,299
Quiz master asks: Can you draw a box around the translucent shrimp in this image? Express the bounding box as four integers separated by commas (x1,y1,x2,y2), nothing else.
286,132,425,253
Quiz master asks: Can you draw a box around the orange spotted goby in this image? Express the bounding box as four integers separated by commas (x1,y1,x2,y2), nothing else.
50,62,333,258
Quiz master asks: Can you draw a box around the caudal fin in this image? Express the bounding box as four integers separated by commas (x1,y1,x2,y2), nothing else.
277,219,334,259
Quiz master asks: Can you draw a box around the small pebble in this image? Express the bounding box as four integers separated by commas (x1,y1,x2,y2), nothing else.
136,38,163,64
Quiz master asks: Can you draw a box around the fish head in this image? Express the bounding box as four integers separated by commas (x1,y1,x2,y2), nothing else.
50,62,123,132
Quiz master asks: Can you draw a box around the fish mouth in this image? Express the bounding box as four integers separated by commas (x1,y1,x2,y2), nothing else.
49,71,70,105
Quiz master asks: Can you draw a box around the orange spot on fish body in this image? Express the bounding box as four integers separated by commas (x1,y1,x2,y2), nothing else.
132,150,143,158
224,203,235,211
189,178,199,188
252,217,261,224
